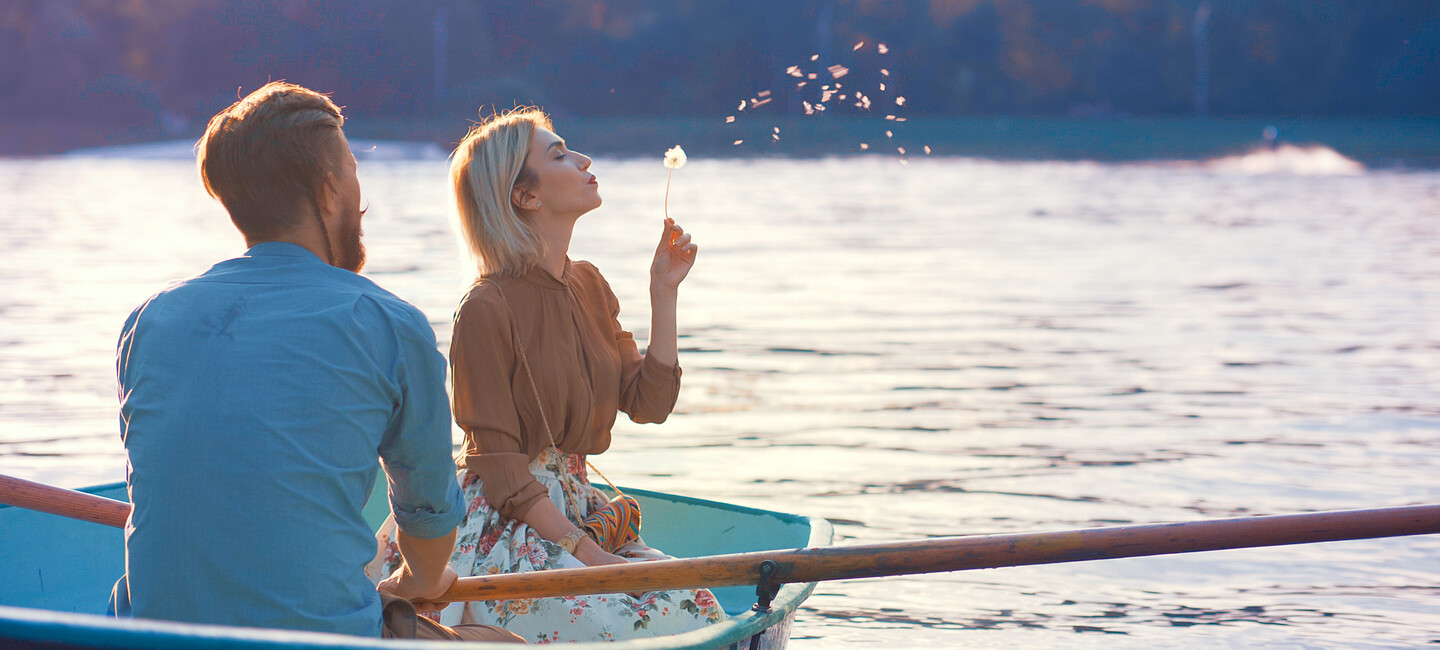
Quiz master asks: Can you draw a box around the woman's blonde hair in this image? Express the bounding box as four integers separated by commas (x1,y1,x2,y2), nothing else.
450,107,555,277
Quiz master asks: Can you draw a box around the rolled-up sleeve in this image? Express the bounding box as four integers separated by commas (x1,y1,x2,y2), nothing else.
601,277,682,424
378,307,465,539
451,289,549,521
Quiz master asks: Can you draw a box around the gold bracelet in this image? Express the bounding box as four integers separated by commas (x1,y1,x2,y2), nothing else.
556,529,587,555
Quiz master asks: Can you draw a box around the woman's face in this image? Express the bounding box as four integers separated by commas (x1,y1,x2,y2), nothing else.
517,127,600,218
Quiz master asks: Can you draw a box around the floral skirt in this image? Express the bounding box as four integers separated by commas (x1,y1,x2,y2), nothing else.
374,448,724,644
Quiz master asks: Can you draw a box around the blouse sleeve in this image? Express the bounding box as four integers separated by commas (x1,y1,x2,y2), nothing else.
450,288,548,521
598,273,682,424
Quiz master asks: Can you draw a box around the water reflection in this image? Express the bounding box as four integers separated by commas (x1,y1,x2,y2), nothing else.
1,150,1438,646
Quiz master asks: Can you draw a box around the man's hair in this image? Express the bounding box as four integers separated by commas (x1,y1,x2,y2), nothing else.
196,81,346,240
450,107,554,277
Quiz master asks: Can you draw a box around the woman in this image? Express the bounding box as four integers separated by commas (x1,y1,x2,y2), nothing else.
387,108,723,643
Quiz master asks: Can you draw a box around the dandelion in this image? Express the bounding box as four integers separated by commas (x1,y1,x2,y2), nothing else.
662,145,686,220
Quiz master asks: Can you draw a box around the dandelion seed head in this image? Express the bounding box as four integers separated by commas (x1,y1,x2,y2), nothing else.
810,54,819,61
663,145,687,169
880,83,886,91
881,69,890,76
807,73,817,79
758,90,772,98
885,130,893,138
733,140,743,146
896,96,906,106
853,41,864,51
725,116,735,123
924,145,932,155
878,43,889,54
860,143,869,150
898,147,906,155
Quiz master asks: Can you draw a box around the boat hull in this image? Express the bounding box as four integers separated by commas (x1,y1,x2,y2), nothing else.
0,482,831,649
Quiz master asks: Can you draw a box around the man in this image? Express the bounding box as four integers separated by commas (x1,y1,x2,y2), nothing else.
110,81,520,643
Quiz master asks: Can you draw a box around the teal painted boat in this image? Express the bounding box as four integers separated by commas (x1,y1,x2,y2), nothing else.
0,481,832,649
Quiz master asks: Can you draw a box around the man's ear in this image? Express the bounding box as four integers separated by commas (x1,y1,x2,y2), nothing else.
317,172,341,221
511,184,539,212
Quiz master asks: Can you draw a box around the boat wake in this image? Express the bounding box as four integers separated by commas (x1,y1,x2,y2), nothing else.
1203,143,1365,176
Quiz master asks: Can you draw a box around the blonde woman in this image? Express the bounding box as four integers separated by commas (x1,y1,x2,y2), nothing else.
390,109,722,642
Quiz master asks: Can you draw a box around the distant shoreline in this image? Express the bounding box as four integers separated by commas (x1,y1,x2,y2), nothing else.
5,116,1437,167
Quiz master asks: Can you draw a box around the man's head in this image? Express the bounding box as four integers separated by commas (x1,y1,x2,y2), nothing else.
197,81,366,271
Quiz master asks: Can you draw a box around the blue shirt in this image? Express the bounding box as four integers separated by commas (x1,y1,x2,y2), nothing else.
112,242,465,637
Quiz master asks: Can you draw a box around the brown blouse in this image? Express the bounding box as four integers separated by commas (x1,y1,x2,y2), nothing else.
450,259,681,520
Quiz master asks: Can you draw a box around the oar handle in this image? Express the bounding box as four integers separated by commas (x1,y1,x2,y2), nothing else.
442,504,1440,602
0,474,130,528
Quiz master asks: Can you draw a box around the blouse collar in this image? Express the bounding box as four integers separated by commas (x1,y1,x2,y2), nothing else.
517,258,571,290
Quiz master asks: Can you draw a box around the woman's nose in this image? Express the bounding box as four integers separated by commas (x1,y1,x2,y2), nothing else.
577,152,592,170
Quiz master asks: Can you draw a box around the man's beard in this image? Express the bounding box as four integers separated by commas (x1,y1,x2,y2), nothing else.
336,215,366,272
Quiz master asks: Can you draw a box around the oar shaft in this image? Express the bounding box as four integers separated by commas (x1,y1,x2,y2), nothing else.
443,504,1440,602
0,474,130,528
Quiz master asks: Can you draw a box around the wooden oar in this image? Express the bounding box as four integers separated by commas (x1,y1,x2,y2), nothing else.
443,504,1440,602
0,473,129,528
3,473,1435,605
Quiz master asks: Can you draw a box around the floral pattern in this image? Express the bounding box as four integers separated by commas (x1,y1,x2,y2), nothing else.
374,447,725,644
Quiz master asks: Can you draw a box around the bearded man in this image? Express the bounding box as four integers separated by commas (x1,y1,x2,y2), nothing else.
109,81,521,644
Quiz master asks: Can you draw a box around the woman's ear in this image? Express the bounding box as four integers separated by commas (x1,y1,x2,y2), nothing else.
511,184,540,212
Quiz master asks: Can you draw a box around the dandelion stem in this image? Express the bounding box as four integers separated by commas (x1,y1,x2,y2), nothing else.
664,168,673,220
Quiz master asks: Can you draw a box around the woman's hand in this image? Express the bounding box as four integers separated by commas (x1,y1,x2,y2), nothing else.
377,562,459,613
572,536,630,567
650,218,697,293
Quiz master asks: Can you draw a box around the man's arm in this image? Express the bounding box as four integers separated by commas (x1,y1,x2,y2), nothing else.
377,528,458,606
374,302,467,603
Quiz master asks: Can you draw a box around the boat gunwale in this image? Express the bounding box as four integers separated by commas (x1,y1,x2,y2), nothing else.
0,482,834,650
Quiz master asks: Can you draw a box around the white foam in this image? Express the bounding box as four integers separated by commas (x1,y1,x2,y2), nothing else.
1205,143,1366,176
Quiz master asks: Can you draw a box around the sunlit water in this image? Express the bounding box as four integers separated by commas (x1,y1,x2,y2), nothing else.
2,143,1438,648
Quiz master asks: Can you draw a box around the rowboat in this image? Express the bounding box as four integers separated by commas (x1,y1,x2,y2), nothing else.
0,479,833,649
4,475,1436,648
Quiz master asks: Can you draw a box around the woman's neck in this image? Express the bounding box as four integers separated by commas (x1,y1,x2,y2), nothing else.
531,213,575,278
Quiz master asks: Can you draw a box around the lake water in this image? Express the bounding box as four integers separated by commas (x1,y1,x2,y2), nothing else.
1,142,1437,648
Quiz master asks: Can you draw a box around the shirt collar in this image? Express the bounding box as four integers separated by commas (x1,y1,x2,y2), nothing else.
244,241,325,263
517,258,571,290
